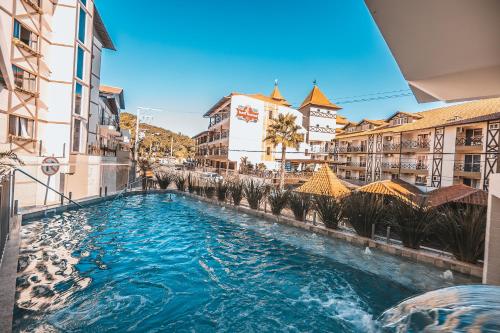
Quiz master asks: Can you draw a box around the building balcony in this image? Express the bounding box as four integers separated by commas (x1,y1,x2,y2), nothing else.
208,130,229,143
455,136,484,152
382,142,400,153
401,140,430,153
337,145,367,154
309,145,333,154
382,162,429,174
454,162,482,179
208,113,229,129
12,38,41,58
339,161,367,171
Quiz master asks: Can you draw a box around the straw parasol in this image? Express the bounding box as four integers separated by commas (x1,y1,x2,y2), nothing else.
356,179,422,203
428,184,487,207
296,164,350,197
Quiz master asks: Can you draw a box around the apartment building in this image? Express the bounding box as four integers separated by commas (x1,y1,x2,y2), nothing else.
0,0,129,207
333,98,500,191
193,83,348,172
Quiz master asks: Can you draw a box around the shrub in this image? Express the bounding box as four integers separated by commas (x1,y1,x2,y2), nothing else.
229,180,244,206
314,195,343,229
216,181,229,202
194,181,202,196
204,184,215,198
288,192,312,221
155,171,174,190
342,192,386,238
187,173,196,193
267,187,289,216
175,174,187,192
389,197,436,249
244,179,265,209
435,205,487,264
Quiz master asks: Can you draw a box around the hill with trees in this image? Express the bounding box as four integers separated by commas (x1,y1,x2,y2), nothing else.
120,112,195,159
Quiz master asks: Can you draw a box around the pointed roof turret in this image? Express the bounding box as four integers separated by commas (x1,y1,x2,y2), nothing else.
269,80,291,107
300,81,341,110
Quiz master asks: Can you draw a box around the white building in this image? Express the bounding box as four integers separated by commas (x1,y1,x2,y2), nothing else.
0,0,130,208
194,83,347,172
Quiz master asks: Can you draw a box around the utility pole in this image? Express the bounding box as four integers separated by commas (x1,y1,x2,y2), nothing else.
170,137,173,157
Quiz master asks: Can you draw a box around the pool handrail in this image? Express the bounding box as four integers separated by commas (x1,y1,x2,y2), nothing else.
12,168,83,211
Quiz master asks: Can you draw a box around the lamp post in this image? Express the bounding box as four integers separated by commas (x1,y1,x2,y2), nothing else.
134,107,162,161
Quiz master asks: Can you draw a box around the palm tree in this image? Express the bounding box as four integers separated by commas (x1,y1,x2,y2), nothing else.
264,113,303,190
0,150,23,176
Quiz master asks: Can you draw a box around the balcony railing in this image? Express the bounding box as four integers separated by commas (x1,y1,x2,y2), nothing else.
455,136,483,147
337,145,367,153
208,130,229,142
208,113,229,128
382,162,428,171
401,140,430,150
341,161,367,168
382,142,400,152
454,163,481,173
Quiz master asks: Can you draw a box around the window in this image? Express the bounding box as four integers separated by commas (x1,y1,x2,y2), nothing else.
74,83,83,115
9,115,34,138
78,8,86,43
463,178,480,189
80,0,87,6
13,20,38,50
345,171,351,179
465,128,483,146
76,46,84,79
269,111,273,119
73,118,81,152
0,71,5,87
266,147,271,155
392,117,408,126
12,65,36,92
391,174,399,180
415,175,427,186
464,154,481,172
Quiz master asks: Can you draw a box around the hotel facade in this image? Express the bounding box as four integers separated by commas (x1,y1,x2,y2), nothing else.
0,0,131,208
193,84,346,172
333,98,500,192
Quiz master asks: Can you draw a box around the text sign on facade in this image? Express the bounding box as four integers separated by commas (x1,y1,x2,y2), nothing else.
236,105,259,123
41,157,60,176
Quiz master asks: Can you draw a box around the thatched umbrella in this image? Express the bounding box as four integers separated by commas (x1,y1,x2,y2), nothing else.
296,164,350,197
356,179,422,204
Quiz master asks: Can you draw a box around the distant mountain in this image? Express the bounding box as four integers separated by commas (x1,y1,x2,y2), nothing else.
120,112,195,159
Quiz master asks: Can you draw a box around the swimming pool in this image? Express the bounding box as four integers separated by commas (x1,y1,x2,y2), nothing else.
14,193,476,332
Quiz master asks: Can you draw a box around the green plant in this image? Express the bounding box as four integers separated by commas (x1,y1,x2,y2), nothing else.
389,197,436,249
175,174,187,192
244,179,265,209
314,195,343,229
204,184,215,198
435,205,487,264
216,181,229,202
229,180,244,206
264,113,303,190
187,173,196,193
267,187,289,216
195,180,202,196
155,171,174,189
342,192,386,238
288,192,312,221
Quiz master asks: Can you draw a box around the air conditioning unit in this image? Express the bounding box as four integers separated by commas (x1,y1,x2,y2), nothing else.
386,137,393,141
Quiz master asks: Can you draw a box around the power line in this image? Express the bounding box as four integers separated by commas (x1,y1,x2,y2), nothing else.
333,89,412,101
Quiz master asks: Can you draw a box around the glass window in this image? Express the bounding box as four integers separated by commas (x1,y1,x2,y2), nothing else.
73,118,81,152
78,8,86,43
13,20,38,50
8,115,34,138
12,65,36,92
74,83,83,115
76,46,84,79
80,0,87,5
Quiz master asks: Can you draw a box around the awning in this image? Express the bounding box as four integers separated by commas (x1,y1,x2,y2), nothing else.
365,0,500,103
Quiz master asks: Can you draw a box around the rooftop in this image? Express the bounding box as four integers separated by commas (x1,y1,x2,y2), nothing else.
299,84,342,110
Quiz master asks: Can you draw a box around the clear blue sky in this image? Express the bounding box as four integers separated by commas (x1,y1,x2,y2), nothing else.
98,0,446,136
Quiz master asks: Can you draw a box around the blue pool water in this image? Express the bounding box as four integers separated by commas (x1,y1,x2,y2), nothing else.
14,193,477,332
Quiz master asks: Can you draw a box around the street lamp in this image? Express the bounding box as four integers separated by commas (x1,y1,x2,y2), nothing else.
134,107,162,161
